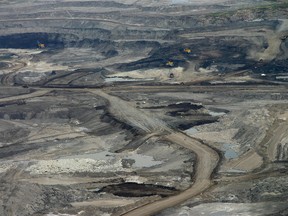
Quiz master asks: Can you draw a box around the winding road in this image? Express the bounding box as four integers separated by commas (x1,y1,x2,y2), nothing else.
0,87,220,215
90,89,219,216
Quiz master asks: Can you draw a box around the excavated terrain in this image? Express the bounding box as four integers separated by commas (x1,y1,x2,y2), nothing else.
0,0,288,216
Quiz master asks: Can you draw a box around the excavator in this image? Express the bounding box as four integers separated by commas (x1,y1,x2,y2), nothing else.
166,60,174,67
37,41,45,48
183,48,191,53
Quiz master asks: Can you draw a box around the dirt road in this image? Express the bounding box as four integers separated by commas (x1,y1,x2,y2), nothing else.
90,89,219,216
266,120,288,162
221,150,263,173
0,87,219,215
0,89,50,102
90,89,172,134
120,133,218,216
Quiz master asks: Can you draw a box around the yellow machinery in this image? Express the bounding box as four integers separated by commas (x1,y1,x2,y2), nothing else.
166,60,174,67
37,41,45,48
184,48,191,53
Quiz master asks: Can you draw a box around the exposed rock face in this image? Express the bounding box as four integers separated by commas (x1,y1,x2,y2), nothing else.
1,1,288,86
0,1,288,216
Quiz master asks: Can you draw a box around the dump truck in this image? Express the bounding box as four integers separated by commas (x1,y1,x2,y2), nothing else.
184,48,191,53
37,41,45,48
166,60,174,67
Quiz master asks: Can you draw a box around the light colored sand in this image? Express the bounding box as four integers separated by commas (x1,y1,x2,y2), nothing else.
26,158,126,175
71,199,137,208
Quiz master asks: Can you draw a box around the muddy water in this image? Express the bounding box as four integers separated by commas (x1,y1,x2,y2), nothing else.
99,182,178,197
222,143,239,159
125,154,162,168
62,151,163,168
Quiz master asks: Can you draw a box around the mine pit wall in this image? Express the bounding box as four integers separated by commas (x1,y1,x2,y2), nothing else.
0,32,109,49
0,15,286,83
0,2,288,216
0,19,171,43
0,19,279,41
0,31,161,56
0,6,281,49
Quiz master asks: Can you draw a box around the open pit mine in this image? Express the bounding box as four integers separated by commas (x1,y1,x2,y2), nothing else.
0,0,288,216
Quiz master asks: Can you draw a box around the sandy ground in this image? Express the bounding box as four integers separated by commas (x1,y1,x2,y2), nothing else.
0,85,287,215
221,150,263,173
120,132,219,216
90,89,172,133
266,114,288,161
162,201,288,216
0,0,287,215
71,199,137,208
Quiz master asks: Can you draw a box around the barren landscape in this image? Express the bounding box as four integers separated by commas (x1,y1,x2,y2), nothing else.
0,0,288,216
